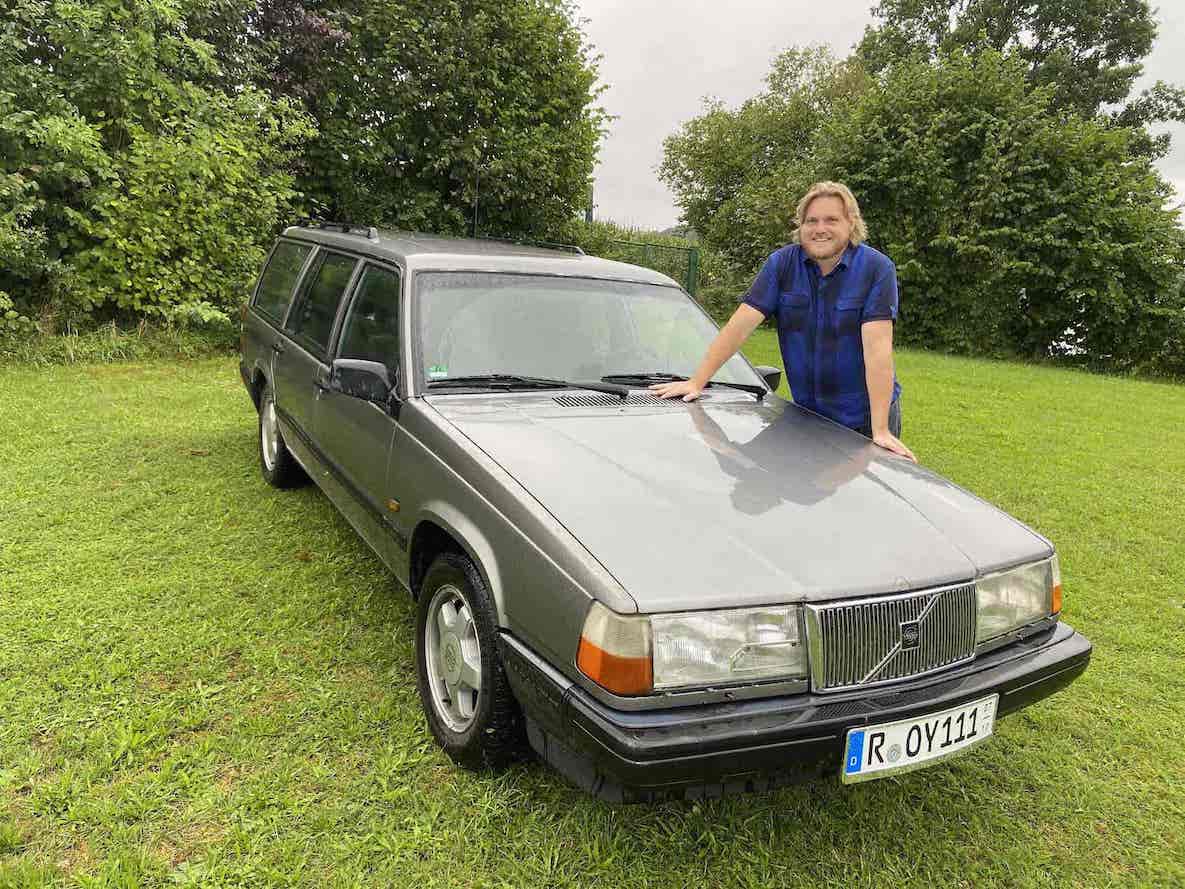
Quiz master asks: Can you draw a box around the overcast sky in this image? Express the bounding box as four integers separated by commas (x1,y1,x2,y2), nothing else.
573,0,1185,230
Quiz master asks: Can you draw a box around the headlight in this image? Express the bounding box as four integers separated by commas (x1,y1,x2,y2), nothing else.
976,555,1060,643
577,602,806,695
651,605,806,690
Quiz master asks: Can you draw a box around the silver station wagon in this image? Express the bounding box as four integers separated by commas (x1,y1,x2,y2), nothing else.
238,222,1091,801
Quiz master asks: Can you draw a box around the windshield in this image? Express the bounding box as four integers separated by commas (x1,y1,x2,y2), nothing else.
415,272,763,388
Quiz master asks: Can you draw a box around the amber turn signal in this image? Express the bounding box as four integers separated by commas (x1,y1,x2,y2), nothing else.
1051,583,1063,615
576,602,653,696
577,637,652,696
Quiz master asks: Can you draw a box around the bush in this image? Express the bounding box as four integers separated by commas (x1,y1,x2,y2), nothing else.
661,45,1185,373
0,93,99,327
1154,292,1185,378
821,50,1185,372
69,90,311,326
2,0,607,338
0,0,310,329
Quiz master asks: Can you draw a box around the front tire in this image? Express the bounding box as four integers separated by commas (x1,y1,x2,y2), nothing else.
258,381,307,489
415,552,527,769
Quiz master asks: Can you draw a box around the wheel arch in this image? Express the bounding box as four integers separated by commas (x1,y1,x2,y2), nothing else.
249,365,268,411
409,505,506,623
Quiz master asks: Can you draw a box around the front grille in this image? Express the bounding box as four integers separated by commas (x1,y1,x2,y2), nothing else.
805,584,977,692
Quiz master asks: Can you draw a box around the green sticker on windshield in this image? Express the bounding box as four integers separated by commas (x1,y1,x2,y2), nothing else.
428,365,449,379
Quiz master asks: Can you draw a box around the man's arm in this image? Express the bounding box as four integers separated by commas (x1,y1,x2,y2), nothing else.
650,303,766,401
862,319,916,461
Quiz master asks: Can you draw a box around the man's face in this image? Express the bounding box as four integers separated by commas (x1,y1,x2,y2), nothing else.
800,195,853,264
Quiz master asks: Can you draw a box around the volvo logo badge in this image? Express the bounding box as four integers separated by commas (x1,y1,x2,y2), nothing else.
900,620,921,650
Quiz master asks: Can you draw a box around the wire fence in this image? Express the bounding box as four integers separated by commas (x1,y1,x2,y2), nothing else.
604,240,700,295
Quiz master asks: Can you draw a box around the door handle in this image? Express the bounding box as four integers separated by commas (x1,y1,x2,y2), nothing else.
271,341,286,354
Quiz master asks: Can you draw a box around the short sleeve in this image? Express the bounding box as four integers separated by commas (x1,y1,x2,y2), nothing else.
741,251,784,317
862,260,898,323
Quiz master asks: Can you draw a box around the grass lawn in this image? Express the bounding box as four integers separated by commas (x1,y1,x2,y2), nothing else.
1,330,1183,887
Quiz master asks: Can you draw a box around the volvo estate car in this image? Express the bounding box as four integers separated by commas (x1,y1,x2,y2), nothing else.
238,222,1091,801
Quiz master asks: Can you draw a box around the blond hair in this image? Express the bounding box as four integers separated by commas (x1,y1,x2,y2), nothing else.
794,181,868,246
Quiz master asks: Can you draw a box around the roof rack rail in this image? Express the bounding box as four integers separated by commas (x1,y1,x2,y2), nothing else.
296,219,379,242
477,235,585,255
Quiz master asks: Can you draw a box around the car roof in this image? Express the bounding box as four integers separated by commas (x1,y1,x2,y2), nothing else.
280,226,682,287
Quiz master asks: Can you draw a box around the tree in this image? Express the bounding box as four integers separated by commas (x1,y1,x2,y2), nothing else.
659,47,867,272
0,0,310,327
319,0,604,236
857,0,1185,145
660,46,1185,373
190,0,605,236
820,50,1185,369
186,0,351,102
2,0,604,330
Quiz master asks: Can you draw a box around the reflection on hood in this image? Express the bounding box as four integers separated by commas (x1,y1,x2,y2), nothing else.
686,401,874,515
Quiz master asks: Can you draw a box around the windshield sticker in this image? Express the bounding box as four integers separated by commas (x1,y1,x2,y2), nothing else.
427,365,449,379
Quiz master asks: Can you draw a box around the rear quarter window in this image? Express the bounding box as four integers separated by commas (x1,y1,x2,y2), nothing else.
253,241,313,322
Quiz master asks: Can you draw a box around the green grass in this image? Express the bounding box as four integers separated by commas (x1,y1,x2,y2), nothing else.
1,331,1183,887
0,323,235,367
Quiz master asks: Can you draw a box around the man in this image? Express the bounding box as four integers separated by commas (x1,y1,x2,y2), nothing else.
651,181,915,462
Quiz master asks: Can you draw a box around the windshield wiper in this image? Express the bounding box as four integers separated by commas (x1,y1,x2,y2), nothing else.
602,372,685,383
601,372,767,400
427,374,629,397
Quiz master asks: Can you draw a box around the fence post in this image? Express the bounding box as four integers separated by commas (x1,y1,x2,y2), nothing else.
687,247,700,295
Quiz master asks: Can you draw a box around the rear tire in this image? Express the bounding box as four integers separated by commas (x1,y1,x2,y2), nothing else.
415,552,527,770
258,381,307,489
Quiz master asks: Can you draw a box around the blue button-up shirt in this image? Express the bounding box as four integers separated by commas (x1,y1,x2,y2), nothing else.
743,242,901,432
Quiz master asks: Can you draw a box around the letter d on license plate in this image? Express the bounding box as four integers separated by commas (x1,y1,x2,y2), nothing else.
840,694,998,784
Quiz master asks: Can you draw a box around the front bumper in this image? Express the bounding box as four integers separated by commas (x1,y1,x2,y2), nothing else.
501,621,1091,802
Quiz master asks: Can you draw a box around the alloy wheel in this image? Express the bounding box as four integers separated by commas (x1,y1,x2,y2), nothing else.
424,583,483,733
261,396,279,471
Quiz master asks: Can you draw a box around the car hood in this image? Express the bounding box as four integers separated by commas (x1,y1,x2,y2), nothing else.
427,392,1052,612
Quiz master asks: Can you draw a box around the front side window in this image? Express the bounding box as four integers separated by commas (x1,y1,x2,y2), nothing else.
415,272,762,387
337,266,402,376
285,252,358,357
253,241,312,322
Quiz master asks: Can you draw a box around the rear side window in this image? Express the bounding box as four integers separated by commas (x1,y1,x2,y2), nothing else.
253,241,312,322
284,252,358,358
338,266,402,375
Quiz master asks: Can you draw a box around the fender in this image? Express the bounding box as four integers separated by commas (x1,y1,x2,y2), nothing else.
413,500,507,624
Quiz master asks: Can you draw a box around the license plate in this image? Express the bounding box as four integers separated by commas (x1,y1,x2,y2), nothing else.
840,694,998,783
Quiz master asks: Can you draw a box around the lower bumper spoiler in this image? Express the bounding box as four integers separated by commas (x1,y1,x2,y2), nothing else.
501,622,1091,802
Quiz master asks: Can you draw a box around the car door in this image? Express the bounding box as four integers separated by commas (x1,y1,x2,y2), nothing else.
273,249,360,461
315,262,407,572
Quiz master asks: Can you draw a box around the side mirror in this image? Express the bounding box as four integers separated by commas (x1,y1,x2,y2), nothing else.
330,358,395,405
752,365,782,393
